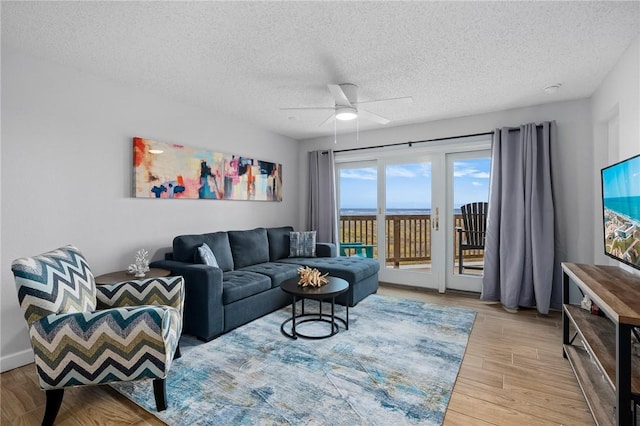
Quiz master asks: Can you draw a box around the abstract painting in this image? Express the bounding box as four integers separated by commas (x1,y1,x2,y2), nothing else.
133,137,282,201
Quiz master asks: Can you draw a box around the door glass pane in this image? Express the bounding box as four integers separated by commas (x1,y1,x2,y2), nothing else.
338,166,377,258
385,162,431,272
453,158,491,275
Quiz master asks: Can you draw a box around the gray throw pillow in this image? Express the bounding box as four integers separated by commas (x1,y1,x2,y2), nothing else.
197,243,219,267
289,231,316,257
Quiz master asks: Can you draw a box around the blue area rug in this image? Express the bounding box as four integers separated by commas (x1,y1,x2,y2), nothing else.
112,294,476,425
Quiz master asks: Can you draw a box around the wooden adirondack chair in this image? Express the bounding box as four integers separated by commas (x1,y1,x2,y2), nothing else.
456,202,488,274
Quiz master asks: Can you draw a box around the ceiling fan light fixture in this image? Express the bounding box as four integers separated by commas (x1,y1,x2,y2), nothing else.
335,106,357,121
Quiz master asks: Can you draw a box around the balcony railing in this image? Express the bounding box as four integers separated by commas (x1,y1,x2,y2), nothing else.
339,214,484,267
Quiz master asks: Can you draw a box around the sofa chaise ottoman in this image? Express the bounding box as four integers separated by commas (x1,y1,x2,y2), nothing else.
151,226,379,341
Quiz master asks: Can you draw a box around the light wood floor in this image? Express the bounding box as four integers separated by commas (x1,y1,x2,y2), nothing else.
1,285,594,426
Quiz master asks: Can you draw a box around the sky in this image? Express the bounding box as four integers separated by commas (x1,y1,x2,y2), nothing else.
339,158,491,210
602,154,640,199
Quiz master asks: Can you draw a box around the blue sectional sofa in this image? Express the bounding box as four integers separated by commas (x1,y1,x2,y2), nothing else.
151,226,379,341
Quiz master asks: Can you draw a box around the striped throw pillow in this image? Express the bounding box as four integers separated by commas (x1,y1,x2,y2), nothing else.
197,243,219,267
289,231,316,257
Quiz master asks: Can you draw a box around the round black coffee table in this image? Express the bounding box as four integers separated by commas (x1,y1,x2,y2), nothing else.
280,276,349,340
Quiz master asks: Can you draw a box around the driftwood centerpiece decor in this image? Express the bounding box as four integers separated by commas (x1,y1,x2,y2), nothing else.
297,266,329,288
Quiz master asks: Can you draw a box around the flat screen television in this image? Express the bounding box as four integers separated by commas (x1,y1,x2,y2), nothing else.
601,153,640,271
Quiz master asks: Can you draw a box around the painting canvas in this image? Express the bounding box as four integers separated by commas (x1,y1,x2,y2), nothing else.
133,137,282,201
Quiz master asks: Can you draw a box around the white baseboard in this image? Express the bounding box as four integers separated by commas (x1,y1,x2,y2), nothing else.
0,348,34,373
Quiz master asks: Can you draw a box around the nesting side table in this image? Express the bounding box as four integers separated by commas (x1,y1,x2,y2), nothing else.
94,268,171,285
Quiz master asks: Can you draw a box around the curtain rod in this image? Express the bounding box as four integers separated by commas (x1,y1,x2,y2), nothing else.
332,124,544,154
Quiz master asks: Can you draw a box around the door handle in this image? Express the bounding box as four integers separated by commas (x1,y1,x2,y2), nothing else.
432,207,439,231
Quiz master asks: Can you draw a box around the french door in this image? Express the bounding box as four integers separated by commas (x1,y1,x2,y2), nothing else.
445,151,491,292
336,137,491,292
377,155,443,287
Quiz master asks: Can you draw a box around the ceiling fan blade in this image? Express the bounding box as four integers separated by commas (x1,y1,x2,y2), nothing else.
280,107,335,111
358,109,390,125
318,113,335,127
354,96,413,105
328,84,352,107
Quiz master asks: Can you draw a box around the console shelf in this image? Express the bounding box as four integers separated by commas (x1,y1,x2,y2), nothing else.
563,344,616,426
562,263,640,425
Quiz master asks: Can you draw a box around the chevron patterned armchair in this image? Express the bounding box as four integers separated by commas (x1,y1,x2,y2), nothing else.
11,245,184,426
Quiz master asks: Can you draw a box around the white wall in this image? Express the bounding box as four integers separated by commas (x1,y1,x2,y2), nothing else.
591,35,640,270
299,99,594,306
0,48,302,371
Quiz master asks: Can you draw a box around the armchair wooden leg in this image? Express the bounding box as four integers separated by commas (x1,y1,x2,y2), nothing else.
42,389,64,426
153,378,167,411
458,231,464,275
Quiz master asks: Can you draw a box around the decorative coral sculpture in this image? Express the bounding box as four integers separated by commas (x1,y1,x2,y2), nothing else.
297,266,329,287
128,249,150,277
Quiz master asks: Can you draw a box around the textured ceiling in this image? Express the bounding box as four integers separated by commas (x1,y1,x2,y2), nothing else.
2,1,638,140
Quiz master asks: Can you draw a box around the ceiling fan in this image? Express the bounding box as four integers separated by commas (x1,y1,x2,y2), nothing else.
281,83,413,127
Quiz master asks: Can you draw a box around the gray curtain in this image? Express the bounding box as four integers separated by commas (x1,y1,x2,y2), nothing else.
308,150,338,244
481,122,556,314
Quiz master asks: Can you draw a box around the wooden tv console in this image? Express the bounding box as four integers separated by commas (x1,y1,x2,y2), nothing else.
562,263,640,425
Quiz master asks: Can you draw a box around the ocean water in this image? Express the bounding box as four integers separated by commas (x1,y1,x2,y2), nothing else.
340,208,463,215
341,208,428,215
604,196,640,222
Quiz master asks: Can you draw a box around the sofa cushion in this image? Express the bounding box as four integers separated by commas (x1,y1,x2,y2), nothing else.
202,233,234,271
289,231,316,257
266,226,294,261
222,271,271,305
196,244,219,267
278,256,379,284
239,262,300,288
173,232,234,272
228,228,270,269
